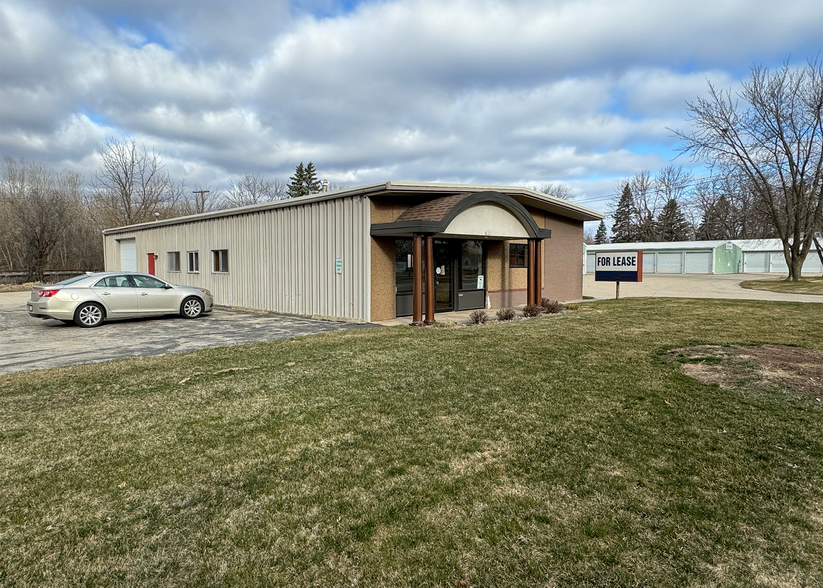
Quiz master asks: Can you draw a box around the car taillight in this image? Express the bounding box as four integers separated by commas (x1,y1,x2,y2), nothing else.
38,289,60,298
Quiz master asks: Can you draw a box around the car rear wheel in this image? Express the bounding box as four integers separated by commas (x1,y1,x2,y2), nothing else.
75,302,104,328
181,297,203,319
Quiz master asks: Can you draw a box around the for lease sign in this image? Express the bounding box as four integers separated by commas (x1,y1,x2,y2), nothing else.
594,251,643,282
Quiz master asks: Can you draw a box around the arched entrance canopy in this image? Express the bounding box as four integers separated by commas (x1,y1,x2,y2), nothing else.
371,192,549,326
370,191,552,239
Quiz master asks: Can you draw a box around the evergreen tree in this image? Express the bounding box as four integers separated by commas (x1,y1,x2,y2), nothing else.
303,162,322,194
288,163,306,198
594,220,609,244
656,198,691,241
288,162,324,197
610,184,637,243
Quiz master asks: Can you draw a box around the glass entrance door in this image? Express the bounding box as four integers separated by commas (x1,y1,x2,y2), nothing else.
458,240,486,310
434,240,454,312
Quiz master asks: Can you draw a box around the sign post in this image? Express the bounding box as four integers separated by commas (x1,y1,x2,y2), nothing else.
594,251,643,299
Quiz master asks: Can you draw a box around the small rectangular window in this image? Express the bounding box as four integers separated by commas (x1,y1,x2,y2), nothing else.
167,251,181,272
212,249,229,273
509,243,528,268
187,251,199,273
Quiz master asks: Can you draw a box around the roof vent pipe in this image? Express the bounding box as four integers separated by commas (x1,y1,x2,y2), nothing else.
321,179,329,193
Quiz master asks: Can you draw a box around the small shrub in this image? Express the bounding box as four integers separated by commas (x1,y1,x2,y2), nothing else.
522,304,543,318
468,309,488,325
541,298,564,314
496,307,516,321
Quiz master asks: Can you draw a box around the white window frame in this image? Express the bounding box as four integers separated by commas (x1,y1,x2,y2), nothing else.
167,251,181,272
212,249,229,273
187,250,200,273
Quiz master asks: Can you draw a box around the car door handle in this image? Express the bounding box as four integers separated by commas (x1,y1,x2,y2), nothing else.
102,292,111,295
141,293,149,296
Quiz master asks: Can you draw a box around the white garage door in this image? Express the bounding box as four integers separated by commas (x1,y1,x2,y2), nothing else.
770,252,789,274
684,252,712,274
586,253,595,274
657,252,683,274
119,238,137,272
643,252,656,274
803,253,823,274
767,251,823,274
744,252,769,273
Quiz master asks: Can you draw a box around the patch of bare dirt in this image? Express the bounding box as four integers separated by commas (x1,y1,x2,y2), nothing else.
669,344,823,397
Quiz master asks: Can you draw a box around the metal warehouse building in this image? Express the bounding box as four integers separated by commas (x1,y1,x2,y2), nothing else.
103,181,603,324
585,238,823,275
586,241,742,275
733,239,823,274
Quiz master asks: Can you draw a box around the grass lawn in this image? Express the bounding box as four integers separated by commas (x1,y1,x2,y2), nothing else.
741,276,823,296
2,299,823,587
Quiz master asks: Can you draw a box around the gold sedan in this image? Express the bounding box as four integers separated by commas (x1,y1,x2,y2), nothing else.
27,272,214,327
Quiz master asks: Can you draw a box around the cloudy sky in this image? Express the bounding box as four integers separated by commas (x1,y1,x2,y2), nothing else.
1,0,821,217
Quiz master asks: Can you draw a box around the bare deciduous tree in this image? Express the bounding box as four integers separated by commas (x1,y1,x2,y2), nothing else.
691,172,776,240
224,173,287,207
676,59,823,280
92,136,183,227
0,157,81,281
627,170,657,241
533,182,575,200
169,186,224,217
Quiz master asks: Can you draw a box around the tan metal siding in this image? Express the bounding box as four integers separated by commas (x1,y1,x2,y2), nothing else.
103,196,372,321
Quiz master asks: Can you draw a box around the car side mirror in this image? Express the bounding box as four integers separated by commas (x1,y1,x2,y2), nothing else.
164,284,173,289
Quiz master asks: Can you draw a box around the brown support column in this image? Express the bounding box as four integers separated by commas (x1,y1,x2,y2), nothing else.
527,239,537,305
424,235,435,325
535,239,541,304
411,233,424,326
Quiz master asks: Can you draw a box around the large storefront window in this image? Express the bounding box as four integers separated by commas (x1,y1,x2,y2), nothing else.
395,238,486,316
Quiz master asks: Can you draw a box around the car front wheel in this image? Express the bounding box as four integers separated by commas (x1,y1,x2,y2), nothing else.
75,303,104,328
181,297,204,319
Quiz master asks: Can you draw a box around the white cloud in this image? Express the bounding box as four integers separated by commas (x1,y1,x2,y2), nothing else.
0,0,821,203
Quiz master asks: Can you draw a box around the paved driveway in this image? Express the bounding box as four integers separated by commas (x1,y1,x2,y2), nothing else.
583,272,823,303
0,292,374,376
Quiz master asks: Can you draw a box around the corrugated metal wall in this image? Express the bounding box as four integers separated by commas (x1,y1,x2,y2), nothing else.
103,196,372,321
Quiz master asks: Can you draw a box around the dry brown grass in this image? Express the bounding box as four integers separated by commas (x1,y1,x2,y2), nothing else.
0,281,38,293
741,276,823,295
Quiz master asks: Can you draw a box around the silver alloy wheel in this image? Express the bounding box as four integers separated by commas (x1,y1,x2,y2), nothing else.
182,297,203,318
76,303,103,327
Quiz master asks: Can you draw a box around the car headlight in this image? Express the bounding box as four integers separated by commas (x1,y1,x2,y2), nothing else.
201,289,211,296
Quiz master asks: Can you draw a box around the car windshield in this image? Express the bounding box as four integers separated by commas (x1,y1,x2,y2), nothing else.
56,275,91,286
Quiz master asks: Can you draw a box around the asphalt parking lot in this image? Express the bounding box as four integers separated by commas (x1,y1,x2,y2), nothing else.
0,292,374,376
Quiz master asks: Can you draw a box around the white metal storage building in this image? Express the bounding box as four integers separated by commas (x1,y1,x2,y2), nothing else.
732,239,823,274
585,241,741,275
586,238,823,276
